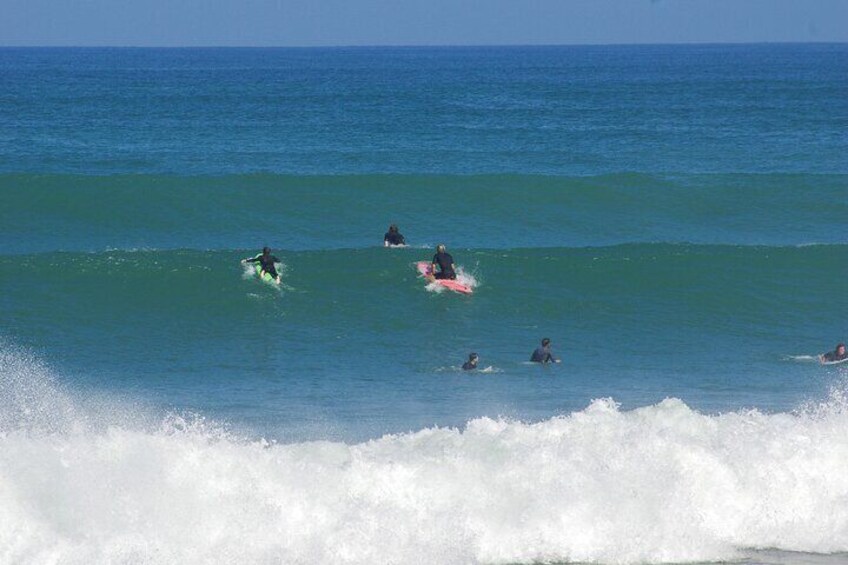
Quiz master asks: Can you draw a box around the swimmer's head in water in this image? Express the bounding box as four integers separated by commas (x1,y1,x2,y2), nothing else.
389,224,398,233
838,343,846,355
436,244,446,253
541,338,551,347
469,353,478,360
262,246,271,254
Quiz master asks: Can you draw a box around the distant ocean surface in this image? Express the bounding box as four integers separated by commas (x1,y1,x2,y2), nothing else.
1,45,847,564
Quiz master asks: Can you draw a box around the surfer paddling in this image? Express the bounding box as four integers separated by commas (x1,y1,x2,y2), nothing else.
462,353,479,371
820,343,847,364
530,338,561,364
383,224,406,247
241,247,282,284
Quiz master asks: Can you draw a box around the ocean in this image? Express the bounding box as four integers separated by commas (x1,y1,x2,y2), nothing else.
1,44,847,564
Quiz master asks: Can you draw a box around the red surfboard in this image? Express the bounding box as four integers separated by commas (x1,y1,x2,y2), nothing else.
416,261,473,295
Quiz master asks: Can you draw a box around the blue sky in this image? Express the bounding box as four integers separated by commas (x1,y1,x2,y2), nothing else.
2,0,846,46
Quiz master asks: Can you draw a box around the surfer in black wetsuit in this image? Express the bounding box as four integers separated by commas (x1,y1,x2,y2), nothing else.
820,343,847,364
530,338,561,364
430,244,456,280
241,247,281,283
384,224,406,247
462,353,479,371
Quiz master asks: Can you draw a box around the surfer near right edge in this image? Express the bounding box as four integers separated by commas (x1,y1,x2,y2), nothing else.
820,343,847,364
530,338,561,364
241,246,282,284
429,244,456,281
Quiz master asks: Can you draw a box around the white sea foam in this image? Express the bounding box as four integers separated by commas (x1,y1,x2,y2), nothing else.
2,345,848,564
455,265,479,288
240,260,290,292
424,280,445,293
437,365,500,374
424,264,479,294
787,355,821,363
787,354,848,367
240,260,287,279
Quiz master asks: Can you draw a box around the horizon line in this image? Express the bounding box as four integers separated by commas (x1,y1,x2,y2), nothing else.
1,40,846,49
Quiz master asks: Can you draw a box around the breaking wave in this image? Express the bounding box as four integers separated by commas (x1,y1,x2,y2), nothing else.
2,343,847,564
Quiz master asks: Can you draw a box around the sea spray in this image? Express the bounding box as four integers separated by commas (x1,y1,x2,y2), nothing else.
2,346,848,564
423,265,479,294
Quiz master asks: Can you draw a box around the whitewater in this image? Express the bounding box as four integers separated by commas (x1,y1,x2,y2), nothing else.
2,344,848,564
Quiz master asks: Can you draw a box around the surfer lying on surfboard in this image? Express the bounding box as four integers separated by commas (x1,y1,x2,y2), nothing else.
820,343,847,364
241,247,282,284
383,224,406,247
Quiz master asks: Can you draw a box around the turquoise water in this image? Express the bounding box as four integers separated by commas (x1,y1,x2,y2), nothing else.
1,45,847,564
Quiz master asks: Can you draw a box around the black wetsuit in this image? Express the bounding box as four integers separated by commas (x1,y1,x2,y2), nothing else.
246,253,280,278
530,346,558,364
384,231,405,246
822,350,848,362
462,361,477,371
431,252,456,280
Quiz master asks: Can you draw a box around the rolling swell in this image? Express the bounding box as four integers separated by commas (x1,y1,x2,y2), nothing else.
2,172,846,254
3,243,845,321
2,244,844,387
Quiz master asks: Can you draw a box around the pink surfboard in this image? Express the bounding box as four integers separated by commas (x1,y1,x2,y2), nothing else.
416,261,473,295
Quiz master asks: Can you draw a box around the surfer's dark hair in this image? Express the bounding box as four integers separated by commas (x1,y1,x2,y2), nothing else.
541,338,550,346
262,246,270,254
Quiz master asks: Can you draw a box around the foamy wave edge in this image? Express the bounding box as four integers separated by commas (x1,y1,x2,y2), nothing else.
2,343,848,565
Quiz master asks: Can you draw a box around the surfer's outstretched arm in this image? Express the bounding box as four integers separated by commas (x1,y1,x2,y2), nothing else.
428,262,437,281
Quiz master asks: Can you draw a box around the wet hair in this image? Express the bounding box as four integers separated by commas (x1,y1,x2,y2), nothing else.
389,224,398,233
838,343,846,350
541,338,551,347
437,244,446,253
469,353,478,360
262,247,271,254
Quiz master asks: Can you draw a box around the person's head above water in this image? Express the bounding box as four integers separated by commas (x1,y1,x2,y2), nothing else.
436,244,446,253
468,352,478,361
389,224,399,233
262,246,271,255
837,343,846,355
541,338,551,347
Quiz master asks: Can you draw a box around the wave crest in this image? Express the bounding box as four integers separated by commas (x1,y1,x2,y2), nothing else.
2,344,848,564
